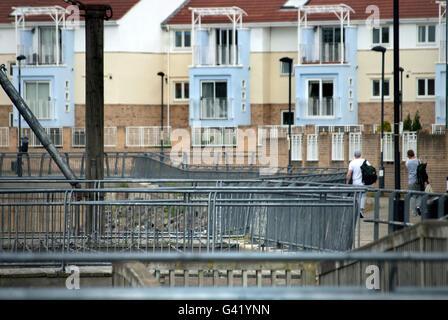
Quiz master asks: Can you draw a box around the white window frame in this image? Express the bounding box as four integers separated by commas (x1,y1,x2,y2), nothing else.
306,79,335,118
417,25,436,44
331,133,344,161
174,81,189,101
371,79,390,99
24,80,53,120
416,78,435,98
173,30,191,50
372,26,390,45
402,132,417,161
306,134,318,161
0,127,9,147
291,134,303,161
22,127,63,147
191,127,237,147
72,127,86,148
104,127,117,147
349,133,362,161
383,132,394,162
125,127,171,147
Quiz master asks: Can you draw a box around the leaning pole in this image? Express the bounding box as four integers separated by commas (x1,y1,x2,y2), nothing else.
0,66,79,186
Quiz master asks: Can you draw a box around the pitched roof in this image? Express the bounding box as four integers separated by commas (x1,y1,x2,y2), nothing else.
163,0,442,25
0,0,140,24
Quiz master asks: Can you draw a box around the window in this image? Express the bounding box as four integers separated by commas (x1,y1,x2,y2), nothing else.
280,60,294,76
418,25,436,43
216,29,239,65
22,127,62,147
372,79,390,98
174,31,191,48
126,127,171,147
372,26,389,44
24,81,53,120
174,82,189,100
349,133,362,160
321,27,344,62
72,127,85,147
191,127,237,147
306,134,318,161
402,132,417,161
417,78,435,97
384,132,394,162
38,27,62,64
72,127,117,147
200,81,228,119
308,80,334,117
0,127,9,147
291,134,303,161
331,133,344,161
281,111,294,126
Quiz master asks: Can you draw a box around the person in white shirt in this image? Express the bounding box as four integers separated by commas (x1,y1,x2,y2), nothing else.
346,150,371,218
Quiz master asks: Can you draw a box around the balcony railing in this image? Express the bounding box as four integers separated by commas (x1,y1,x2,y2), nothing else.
19,44,64,65
307,97,340,118
25,99,55,120
300,43,347,64
435,96,447,121
200,98,229,120
193,45,240,66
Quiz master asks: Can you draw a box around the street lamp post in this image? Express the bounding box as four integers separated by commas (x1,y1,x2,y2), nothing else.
279,57,293,169
16,54,26,177
157,72,165,153
399,67,404,123
371,46,386,189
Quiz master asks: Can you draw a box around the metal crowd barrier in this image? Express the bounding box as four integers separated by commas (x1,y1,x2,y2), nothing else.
0,181,363,253
0,252,447,300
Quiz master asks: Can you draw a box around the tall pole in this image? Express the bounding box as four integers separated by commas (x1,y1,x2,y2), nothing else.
288,61,292,168
158,72,165,153
379,50,385,189
17,55,25,177
399,67,404,123
446,2,448,129
393,0,401,191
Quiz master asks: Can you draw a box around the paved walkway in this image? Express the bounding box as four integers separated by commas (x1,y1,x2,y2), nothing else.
354,195,423,248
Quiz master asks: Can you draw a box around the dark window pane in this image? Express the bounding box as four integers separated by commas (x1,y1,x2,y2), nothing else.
282,112,294,125
428,79,435,96
309,81,320,97
418,79,426,96
184,82,189,99
175,31,182,47
428,26,436,42
383,80,390,96
373,80,380,96
322,81,333,97
175,83,182,99
372,28,380,44
418,26,426,42
184,31,191,47
382,27,389,43
215,82,227,98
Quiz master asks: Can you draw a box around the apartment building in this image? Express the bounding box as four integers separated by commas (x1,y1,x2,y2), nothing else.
0,0,446,175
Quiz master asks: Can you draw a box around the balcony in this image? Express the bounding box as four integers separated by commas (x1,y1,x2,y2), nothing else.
25,99,55,120
193,45,240,66
19,44,64,66
307,97,340,118
300,43,347,64
200,98,229,120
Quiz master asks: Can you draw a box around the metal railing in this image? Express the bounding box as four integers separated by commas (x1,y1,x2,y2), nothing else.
0,181,363,254
300,43,347,64
200,98,229,120
193,45,240,66
0,252,447,299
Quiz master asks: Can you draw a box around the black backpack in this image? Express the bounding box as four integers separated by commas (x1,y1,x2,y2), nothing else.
361,160,377,185
417,162,428,191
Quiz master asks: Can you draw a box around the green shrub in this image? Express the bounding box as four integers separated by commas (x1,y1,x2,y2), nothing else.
411,111,422,132
403,113,412,131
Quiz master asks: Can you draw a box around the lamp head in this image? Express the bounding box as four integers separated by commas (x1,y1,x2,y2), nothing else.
399,67,404,72
371,46,386,53
279,57,293,64
157,72,165,77
16,55,26,61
